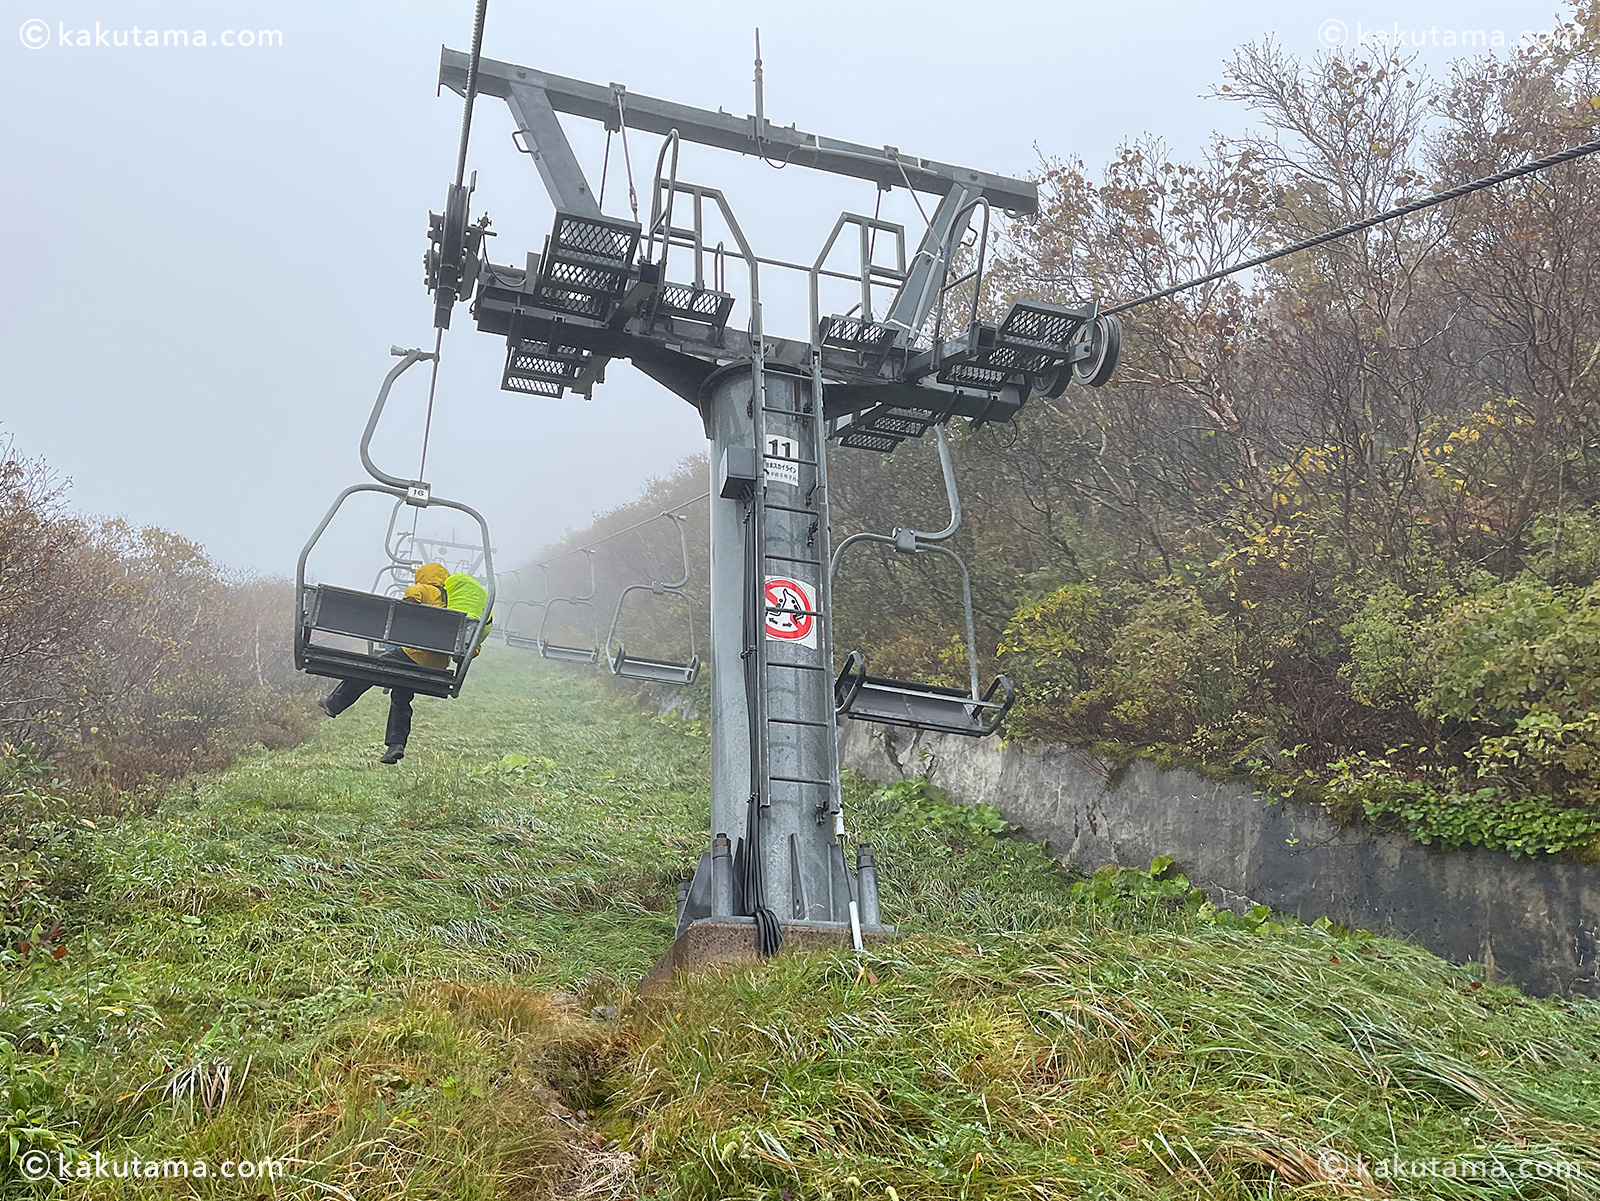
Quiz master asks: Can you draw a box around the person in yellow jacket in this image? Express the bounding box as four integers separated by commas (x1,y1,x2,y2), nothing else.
405,562,493,666
317,562,492,765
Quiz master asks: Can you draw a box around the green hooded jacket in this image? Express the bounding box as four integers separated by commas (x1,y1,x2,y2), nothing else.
443,572,492,648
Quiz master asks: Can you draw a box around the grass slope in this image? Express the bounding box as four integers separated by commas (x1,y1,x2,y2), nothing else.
4,649,1599,1199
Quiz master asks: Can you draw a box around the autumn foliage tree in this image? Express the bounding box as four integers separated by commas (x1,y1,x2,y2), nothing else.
0,436,314,789
523,6,1600,855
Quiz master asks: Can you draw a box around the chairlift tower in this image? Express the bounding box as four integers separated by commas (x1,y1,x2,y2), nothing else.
428,47,1120,951
404,533,495,578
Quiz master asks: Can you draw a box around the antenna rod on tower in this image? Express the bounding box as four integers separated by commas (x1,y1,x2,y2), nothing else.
753,29,765,149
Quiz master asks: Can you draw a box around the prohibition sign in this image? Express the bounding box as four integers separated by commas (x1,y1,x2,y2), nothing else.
764,576,815,643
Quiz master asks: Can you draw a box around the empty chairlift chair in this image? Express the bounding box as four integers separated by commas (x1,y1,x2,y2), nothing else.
502,599,546,651
604,512,700,686
294,346,495,700
491,568,543,648
537,553,601,665
831,425,1015,736
382,497,423,572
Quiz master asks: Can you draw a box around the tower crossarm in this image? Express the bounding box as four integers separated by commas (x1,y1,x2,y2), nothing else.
440,49,1038,213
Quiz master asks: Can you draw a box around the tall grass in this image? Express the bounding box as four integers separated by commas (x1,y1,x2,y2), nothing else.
4,651,1597,1199
2,651,705,1198
615,775,1600,1197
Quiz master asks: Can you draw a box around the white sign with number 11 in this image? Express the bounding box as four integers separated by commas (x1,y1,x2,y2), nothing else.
764,435,800,488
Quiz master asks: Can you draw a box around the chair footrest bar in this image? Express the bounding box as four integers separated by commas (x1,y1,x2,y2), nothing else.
298,645,459,699
539,642,601,665
612,653,700,686
834,652,1015,737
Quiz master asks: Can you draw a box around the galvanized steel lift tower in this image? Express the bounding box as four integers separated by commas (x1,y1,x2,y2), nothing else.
428,44,1121,955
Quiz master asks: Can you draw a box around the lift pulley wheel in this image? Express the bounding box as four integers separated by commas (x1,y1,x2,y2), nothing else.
1070,313,1121,388
425,181,490,331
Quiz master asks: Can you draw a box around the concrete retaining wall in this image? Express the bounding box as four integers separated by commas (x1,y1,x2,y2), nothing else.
840,722,1600,997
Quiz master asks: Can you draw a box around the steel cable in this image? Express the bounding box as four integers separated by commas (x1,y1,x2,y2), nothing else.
535,492,712,566
414,0,489,538
1105,135,1600,316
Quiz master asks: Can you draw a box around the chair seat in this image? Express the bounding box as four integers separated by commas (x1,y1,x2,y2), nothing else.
303,584,468,654
835,656,1014,737
613,651,699,686
299,645,459,699
504,633,542,651
540,641,600,665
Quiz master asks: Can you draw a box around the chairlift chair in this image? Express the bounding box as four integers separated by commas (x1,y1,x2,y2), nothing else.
536,552,601,665
370,562,418,598
383,498,424,569
294,347,495,699
830,425,1015,736
503,599,547,651
604,511,700,686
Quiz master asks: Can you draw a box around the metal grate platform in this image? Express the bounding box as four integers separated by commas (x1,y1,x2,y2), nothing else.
859,403,941,438
864,415,927,437
981,344,1057,375
837,427,903,453
502,338,590,397
906,300,1099,397
819,315,899,352
650,282,735,336
996,301,1085,351
531,211,641,321
937,359,1014,390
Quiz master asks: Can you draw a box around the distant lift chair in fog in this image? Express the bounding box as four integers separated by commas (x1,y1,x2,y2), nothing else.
491,568,544,648
537,552,601,665
503,600,546,650
368,499,427,610
604,511,700,686
831,425,1014,736
369,498,426,602
383,498,424,573
370,563,415,599
294,346,495,698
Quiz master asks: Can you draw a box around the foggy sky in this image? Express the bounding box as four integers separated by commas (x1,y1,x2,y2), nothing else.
0,0,1565,586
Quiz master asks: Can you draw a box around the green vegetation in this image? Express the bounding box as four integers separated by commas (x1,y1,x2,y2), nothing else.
2,652,701,1196
818,20,1600,859
5,651,1599,1198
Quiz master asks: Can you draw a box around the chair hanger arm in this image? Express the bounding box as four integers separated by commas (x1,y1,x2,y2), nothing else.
360,347,438,490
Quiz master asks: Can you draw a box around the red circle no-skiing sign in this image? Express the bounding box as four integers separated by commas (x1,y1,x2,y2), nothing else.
763,577,814,642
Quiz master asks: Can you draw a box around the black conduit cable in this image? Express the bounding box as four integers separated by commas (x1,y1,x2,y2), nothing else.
1104,134,1600,316
741,502,782,958
415,327,446,488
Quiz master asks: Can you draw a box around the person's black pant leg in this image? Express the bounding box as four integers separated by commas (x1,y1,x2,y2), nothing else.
326,646,411,728
324,676,371,716
385,687,415,749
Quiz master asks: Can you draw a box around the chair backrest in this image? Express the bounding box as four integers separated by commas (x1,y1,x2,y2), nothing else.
305,585,468,656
